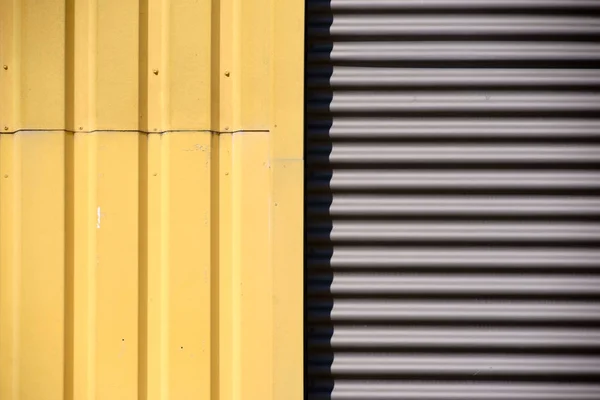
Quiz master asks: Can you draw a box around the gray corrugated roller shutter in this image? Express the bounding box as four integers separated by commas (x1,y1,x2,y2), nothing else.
305,1,600,399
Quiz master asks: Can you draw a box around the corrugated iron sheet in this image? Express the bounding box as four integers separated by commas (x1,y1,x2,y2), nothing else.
0,0,304,399
305,0,600,398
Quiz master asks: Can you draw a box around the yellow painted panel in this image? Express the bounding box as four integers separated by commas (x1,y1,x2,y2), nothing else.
164,133,214,398
168,1,214,129
272,159,304,400
19,133,67,400
95,134,140,398
0,0,17,131
237,0,272,130
0,0,304,399
95,1,140,129
72,132,97,400
0,134,18,400
19,2,66,129
232,133,272,399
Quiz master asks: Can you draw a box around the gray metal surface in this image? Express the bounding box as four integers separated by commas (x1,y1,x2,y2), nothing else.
305,0,600,398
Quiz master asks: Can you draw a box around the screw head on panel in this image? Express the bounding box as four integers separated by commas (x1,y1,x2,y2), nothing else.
153,69,159,75
2,65,7,70
224,71,230,77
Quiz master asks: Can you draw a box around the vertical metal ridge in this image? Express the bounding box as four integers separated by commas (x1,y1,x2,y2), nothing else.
137,134,148,400
63,5,76,398
138,0,149,132
11,136,21,400
210,0,221,132
64,0,74,132
146,0,168,132
217,133,234,400
0,0,21,131
86,135,97,400
159,134,170,400
0,134,20,400
11,136,20,400
231,133,242,400
87,0,97,131
159,0,170,130
63,132,75,400
210,133,221,400
146,133,164,400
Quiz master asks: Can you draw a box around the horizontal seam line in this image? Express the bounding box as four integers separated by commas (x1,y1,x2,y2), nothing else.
1,128,270,135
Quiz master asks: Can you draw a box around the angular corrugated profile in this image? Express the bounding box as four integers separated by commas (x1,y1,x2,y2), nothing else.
0,0,304,399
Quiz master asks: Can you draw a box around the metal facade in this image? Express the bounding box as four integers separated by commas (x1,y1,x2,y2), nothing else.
0,0,304,399
305,0,600,398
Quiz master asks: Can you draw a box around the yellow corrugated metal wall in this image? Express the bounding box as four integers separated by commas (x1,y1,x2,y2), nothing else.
0,0,304,399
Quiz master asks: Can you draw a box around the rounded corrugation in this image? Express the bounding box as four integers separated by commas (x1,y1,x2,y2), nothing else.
307,248,600,269
313,381,600,400
307,196,600,216
307,118,600,139
308,221,600,242
307,68,600,88
305,0,600,397
307,299,600,322
308,42,600,62
307,0,600,11
308,92,600,113
307,170,600,191
308,273,600,295
307,145,600,164
308,353,600,376
308,16,600,36
308,327,600,349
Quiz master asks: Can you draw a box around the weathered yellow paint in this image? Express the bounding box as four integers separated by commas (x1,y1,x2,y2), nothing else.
0,0,304,399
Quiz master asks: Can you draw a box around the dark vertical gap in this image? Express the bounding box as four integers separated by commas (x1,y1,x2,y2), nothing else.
137,0,150,396
63,0,75,398
138,133,149,400
65,0,75,132
305,1,334,399
303,0,309,397
210,0,221,132
138,0,149,132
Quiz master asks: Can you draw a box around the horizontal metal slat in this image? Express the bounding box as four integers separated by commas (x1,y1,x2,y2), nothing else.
307,170,600,191
307,118,600,139
308,247,600,269
307,144,600,164
308,327,600,349
308,0,600,11
308,221,600,242
310,381,600,400
308,42,600,62
307,195,600,216
308,16,600,36
307,68,600,88
308,273,600,295
308,92,600,113
308,353,600,376
307,300,600,322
